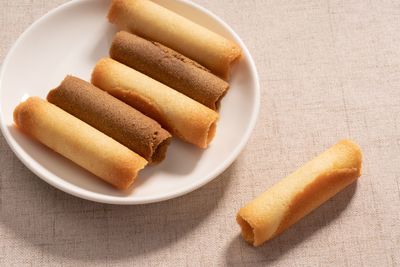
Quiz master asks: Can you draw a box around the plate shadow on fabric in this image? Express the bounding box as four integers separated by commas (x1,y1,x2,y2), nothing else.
224,182,358,265
0,132,236,261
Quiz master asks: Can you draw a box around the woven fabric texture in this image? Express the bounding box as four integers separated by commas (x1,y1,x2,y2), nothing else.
1,0,399,266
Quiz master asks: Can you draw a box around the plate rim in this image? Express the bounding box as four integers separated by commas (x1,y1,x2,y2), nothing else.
0,0,260,205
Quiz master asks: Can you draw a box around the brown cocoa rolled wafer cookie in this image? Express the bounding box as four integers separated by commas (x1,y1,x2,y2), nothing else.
47,76,171,163
110,31,229,110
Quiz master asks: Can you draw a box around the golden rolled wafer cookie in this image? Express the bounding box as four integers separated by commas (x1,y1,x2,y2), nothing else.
110,31,229,110
107,0,241,79
92,58,219,149
47,75,171,163
13,97,147,189
237,140,362,246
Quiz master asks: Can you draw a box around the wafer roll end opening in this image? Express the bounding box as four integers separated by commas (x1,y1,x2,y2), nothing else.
236,214,256,246
151,134,172,163
206,121,217,146
107,0,123,24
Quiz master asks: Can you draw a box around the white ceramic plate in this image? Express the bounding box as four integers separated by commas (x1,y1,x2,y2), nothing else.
0,0,259,204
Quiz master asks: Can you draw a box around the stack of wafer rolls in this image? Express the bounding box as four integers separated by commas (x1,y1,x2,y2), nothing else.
92,58,219,149
110,31,229,110
237,140,362,246
14,97,148,189
47,76,171,163
12,0,246,191
108,0,242,79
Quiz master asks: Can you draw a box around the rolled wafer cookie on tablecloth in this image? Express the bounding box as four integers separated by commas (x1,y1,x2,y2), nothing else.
237,140,362,246
107,0,241,79
47,75,171,163
13,97,147,189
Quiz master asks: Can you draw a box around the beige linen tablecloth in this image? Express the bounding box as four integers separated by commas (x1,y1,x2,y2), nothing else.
1,0,399,266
